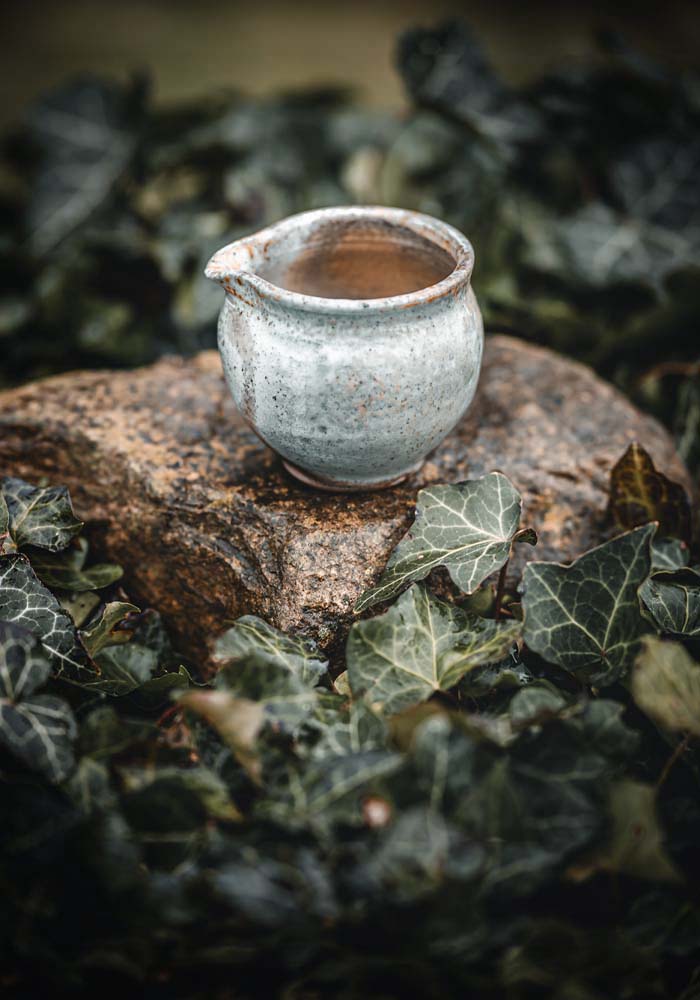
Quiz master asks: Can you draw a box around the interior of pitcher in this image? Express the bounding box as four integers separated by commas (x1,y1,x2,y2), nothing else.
254,215,457,299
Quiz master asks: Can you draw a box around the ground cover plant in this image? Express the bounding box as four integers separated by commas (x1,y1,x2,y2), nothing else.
1,18,700,1000
1,440,699,998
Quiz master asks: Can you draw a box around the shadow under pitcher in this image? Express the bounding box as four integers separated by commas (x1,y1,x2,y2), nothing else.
205,206,483,491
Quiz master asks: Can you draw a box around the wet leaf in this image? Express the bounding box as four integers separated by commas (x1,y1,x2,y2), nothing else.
0,620,76,782
356,473,532,611
348,584,521,714
1,477,83,552
632,637,700,737
608,443,691,542
522,525,654,685
0,553,87,678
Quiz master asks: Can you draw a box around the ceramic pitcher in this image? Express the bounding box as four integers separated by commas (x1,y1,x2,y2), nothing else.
205,206,483,491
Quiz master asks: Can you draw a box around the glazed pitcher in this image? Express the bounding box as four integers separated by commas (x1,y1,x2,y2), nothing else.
205,206,483,491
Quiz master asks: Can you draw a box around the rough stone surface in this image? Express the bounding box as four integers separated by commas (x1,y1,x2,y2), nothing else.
0,335,691,667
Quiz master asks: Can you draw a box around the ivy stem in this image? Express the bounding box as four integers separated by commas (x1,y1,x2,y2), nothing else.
494,559,509,621
657,732,692,791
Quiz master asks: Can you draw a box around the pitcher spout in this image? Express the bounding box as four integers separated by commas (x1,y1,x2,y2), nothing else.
204,236,258,287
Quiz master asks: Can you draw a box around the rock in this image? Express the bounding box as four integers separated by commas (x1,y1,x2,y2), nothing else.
0,335,691,667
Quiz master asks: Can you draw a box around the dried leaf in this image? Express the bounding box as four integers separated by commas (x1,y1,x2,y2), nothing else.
632,636,700,737
608,443,691,542
79,601,140,657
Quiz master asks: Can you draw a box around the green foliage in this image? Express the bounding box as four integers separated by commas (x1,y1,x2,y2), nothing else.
355,472,535,611
1,455,698,997
0,476,82,552
347,584,521,712
522,524,655,686
0,620,77,782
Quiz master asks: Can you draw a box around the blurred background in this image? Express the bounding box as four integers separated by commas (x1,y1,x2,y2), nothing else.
3,1,700,126
1,1,699,472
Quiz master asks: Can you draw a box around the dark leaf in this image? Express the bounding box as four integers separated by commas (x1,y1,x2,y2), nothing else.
641,576,700,637
522,525,654,685
0,620,76,782
29,538,123,592
1,476,83,552
26,77,141,255
85,642,159,696
0,553,87,677
213,614,328,686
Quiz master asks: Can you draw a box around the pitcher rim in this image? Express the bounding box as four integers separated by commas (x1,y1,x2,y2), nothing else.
204,205,474,314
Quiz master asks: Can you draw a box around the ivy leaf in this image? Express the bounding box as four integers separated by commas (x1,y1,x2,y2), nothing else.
355,473,532,612
259,750,402,834
522,525,654,686
128,665,194,710
347,584,522,714
651,538,689,573
571,781,681,884
0,621,77,783
641,576,700,638
83,643,159,696
29,538,123,592
409,714,609,897
58,591,100,628
608,443,691,542
215,658,320,735
213,615,328,733
631,637,700,737
26,77,141,255
303,696,388,760
79,601,140,658
1,477,83,552
213,615,328,686
0,554,87,678
180,689,265,785
527,202,694,291
610,137,700,237
0,493,9,550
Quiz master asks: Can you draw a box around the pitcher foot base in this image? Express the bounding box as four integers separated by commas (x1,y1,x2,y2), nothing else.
281,459,423,493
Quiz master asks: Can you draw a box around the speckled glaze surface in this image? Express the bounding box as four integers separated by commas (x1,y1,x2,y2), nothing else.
205,206,483,491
